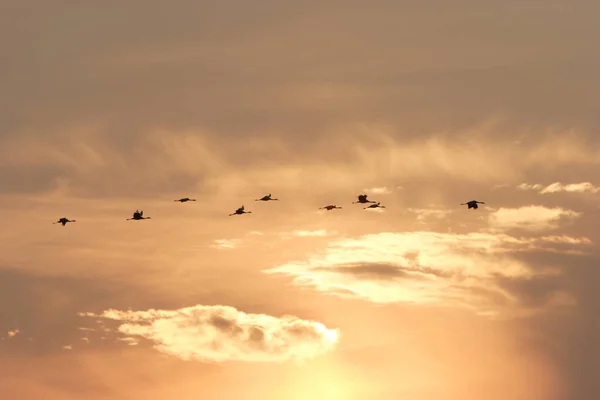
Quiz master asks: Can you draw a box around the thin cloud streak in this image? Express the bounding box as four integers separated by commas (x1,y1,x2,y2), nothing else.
518,182,600,194
80,304,339,363
363,187,392,194
286,230,335,237
211,239,239,249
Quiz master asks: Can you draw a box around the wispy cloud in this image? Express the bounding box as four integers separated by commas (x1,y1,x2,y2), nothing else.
286,230,335,237
7,329,19,338
211,239,239,249
491,183,511,190
118,337,139,346
408,208,453,221
488,206,581,231
79,305,339,363
364,187,392,194
517,182,600,194
264,232,588,317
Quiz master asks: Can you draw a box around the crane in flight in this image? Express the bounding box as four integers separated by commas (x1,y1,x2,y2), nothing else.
461,200,485,209
53,217,76,226
174,197,196,202
353,194,376,204
127,210,151,220
364,202,385,210
255,193,279,201
319,205,342,211
229,205,252,216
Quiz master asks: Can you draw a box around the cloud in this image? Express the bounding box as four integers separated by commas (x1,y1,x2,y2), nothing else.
286,230,334,237
7,329,19,338
488,206,581,231
264,231,589,317
491,183,511,190
518,182,600,194
211,239,239,249
79,305,339,363
408,208,453,221
117,337,139,346
364,187,391,194
517,183,545,191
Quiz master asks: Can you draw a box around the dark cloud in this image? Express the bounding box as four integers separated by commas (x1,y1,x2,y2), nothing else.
316,262,447,281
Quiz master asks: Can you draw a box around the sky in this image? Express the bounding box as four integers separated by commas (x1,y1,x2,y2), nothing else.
1,1,599,399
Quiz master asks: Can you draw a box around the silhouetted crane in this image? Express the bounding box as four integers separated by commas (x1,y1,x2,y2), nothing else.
364,202,385,209
353,194,376,204
174,197,196,202
53,217,76,226
461,200,485,209
319,205,342,211
127,210,151,220
229,205,252,216
255,193,279,201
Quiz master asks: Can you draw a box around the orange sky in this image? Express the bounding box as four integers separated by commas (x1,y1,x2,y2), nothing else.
1,1,599,399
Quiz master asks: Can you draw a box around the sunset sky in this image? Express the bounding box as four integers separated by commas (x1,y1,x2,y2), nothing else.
1,1,599,399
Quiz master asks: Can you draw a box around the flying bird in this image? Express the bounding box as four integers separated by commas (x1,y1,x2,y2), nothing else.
174,197,196,202
461,200,485,209
229,205,252,216
319,205,342,211
364,202,385,209
127,210,151,220
255,193,279,201
353,194,376,204
53,217,76,226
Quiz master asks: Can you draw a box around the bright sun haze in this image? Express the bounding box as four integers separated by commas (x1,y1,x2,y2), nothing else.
1,1,599,399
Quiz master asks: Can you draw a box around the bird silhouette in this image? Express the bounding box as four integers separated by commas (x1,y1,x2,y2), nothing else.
320,205,342,211
174,197,196,202
364,202,385,209
353,194,376,204
461,200,485,209
229,205,252,216
255,193,279,201
127,210,151,220
53,217,76,226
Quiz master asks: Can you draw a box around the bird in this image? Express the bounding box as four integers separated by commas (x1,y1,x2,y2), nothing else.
229,205,252,216
174,197,196,202
461,200,485,209
319,205,342,211
255,193,279,201
127,210,151,220
353,194,376,204
53,217,76,226
364,202,385,209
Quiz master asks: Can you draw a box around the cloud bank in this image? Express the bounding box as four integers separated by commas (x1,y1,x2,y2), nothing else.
80,305,339,363
264,231,589,317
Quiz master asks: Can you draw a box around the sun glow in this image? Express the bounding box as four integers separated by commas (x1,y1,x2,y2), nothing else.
281,358,362,400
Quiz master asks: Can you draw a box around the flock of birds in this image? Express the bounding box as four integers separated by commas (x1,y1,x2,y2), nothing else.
52,193,485,226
